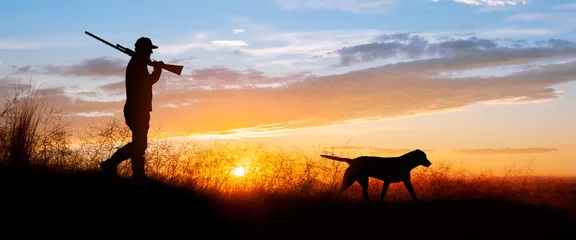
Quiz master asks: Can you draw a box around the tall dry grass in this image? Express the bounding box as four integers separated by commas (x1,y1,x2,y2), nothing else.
1,82,574,214
0,82,72,170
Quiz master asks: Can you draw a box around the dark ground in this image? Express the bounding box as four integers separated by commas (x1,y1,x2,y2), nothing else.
1,167,574,239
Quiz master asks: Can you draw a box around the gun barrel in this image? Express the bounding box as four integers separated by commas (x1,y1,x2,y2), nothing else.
85,31,119,50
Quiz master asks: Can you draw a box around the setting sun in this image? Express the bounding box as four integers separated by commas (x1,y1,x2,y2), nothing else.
232,167,246,177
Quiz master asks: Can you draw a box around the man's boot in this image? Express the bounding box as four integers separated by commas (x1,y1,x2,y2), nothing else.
100,143,132,176
100,160,118,176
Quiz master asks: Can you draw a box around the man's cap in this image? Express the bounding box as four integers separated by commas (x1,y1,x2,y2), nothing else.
135,37,158,49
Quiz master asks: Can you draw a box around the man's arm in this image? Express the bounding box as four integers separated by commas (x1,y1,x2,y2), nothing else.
149,61,164,85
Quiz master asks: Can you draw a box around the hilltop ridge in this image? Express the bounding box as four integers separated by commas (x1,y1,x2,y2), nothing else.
0,166,574,239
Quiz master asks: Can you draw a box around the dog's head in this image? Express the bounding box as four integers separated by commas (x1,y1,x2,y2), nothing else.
405,149,432,167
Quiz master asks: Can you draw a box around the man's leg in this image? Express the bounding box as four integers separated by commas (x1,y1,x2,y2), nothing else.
131,111,150,183
100,113,134,175
100,142,133,175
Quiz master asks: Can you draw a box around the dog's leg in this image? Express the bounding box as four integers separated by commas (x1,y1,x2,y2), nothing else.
338,169,355,195
357,176,371,202
379,181,390,202
403,179,419,201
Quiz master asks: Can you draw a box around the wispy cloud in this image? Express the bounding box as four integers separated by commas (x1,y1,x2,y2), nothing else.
99,81,125,95
331,33,576,66
9,57,126,77
233,29,245,34
155,33,216,55
448,0,529,6
169,56,195,64
211,40,250,48
0,77,32,93
506,13,550,22
10,65,33,75
31,49,576,137
11,29,576,138
453,148,557,154
475,27,558,37
180,66,306,87
552,3,576,10
43,57,126,77
475,6,516,12
274,0,398,13
232,28,382,57
227,18,560,65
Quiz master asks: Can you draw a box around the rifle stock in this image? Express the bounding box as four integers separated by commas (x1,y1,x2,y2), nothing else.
85,31,184,76
152,62,183,75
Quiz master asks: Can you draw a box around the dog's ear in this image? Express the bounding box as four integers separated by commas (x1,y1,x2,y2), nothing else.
413,149,426,155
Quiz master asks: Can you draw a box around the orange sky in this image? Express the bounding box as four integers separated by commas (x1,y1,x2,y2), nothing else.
134,88,576,177
4,56,573,177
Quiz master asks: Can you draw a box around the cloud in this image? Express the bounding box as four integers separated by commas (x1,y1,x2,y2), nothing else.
332,34,576,66
334,33,429,66
274,0,398,13
233,29,245,34
43,52,576,137
169,56,195,64
505,13,550,22
162,57,575,136
449,0,529,6
227,19,553,66
10,65,33,75
232,28,382,57
14,57,126,77
0,78,32,95
552,3,576,10
154,33,216,55
17,32,576,138
0,82,121,119
474,5,517,12
99,81,125,95
473,28,557,37
453,148,557,155
211,40,250,48
177,66,307,88
218,25,559,71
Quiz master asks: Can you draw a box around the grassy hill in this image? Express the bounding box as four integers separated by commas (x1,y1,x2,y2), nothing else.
1,166,574,239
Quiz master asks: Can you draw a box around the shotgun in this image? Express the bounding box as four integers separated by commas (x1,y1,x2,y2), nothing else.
85,31,183,75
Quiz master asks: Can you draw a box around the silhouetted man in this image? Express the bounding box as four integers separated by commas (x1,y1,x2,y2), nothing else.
100,36,164,184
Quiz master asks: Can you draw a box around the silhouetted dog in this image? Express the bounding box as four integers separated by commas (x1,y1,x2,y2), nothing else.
320,149,432,202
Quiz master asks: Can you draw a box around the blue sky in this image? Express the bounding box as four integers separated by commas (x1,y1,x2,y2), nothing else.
1,0,576,175
2,0,575,36
1,0,575,68
1,0,575,78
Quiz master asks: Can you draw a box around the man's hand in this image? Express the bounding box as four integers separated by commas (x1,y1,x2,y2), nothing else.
153,61,165,71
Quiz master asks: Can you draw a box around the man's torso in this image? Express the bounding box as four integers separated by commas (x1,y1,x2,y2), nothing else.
124,57,153,113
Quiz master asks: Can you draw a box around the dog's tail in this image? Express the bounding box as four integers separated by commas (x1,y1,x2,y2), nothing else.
320,155,353,165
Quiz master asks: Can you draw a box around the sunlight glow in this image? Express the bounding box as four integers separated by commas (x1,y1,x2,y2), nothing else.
232,167,246,177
